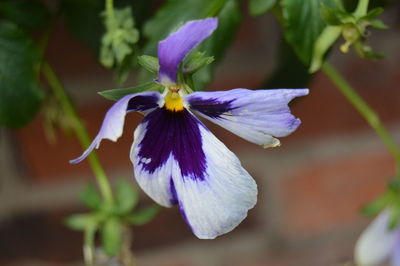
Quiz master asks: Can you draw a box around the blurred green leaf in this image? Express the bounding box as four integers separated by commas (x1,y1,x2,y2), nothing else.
361,193,391,217
65,213,99,231
126,205,160,226
363,7,384,20
183,51,214,74
80,183,102,211
309,25,341,73
249,0,276,16
281,0,336,64
368,19,388,30
101,218,121,256
0,0,51,30
98,81,163,101
115,180,138,215
137,55,159,74
0,21,43,128
389,206,400,230
60,0,104,52
320,4,342,25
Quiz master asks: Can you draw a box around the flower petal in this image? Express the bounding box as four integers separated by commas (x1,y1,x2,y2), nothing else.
391,235,400,266
158,18,218,84
131,108,257,238
355,210,399,266
186,88,309,148
70,91,161,164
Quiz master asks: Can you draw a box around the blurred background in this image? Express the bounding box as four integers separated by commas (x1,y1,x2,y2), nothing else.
1,0,400,265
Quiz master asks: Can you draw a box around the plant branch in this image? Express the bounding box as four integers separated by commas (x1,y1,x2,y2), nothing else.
42,62,114,205
322,63,400,176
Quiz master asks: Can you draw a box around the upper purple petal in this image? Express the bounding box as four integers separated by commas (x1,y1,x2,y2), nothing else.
157,18,218,84
70,91,161,164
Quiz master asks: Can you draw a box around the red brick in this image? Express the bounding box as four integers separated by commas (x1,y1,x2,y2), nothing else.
279,147,393,238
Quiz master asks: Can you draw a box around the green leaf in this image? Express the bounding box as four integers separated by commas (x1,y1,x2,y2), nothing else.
363,7,384,20
320,4,342,25
101,218,121,256
0,21,43,128
309,25,341,73
60,0,104,52
80,183,102,211
98,81,163,101
126,205,160,226
368,19,388,30
183,51,214,74
249,0,276,16
0,0,51,30
137,55,160,74
65,213,99,231
281,0,337,64
361,193,391,217
115,179,138,215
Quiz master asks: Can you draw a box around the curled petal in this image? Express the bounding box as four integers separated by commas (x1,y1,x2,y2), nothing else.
355,210,400,266
158,18,218,84
131,108,257,238
70,92,161,164
186,88,309,148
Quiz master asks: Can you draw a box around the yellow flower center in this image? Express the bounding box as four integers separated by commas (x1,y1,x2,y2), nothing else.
164,86,184,111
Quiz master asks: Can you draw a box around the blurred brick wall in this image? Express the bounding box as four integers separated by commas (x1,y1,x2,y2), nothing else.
1,9,400,266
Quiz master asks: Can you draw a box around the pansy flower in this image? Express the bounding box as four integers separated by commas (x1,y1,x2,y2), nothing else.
355,210,400,266
71,18,308,239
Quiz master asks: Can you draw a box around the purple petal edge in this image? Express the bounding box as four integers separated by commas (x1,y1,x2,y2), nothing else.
70,92,161,164
157,18,218,84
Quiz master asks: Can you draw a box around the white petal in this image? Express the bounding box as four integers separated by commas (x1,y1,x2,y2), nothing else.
355,210,399,266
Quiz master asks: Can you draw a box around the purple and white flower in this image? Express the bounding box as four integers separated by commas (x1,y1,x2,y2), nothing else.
355,210,400,266
71,18,308,239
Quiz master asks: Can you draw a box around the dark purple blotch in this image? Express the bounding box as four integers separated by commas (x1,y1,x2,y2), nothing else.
127,95,159,112
137,108,206,180
188,97,236,118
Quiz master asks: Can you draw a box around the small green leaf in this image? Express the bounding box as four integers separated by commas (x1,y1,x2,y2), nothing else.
363,7,384,20
0,0,51,30
115,180,138,215
368,19,388,30
0,21,43,128
361,193,391,217
309,25,341,73
320,4,342,25
249,0,276,17
183,51,214,74
137,55,160,74
101,218,121,256
126,205,160,226
65,214,99,231
98,82,163,101
389,206,400,230
80,183,102,211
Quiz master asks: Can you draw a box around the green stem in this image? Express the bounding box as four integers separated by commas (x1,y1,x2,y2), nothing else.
106,0,114,20
42,62,114,205
322,63,400,176
83,227,96,266
354,0,369,17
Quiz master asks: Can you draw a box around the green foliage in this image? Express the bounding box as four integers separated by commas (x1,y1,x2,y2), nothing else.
0,0,51,30
115,180,139,215
65,213,100,231
126,205,160,226
183,51,214,75
137,55,160,74
0,21,43,128
281,0,334,64
98,81,163,101
249,0,276,16
81,184,103,211
100,7,139,69
101,217,122,256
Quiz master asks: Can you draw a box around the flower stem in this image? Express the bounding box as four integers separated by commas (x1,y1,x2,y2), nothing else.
106,0,114,20
42,62,114,205
322,63,400,176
